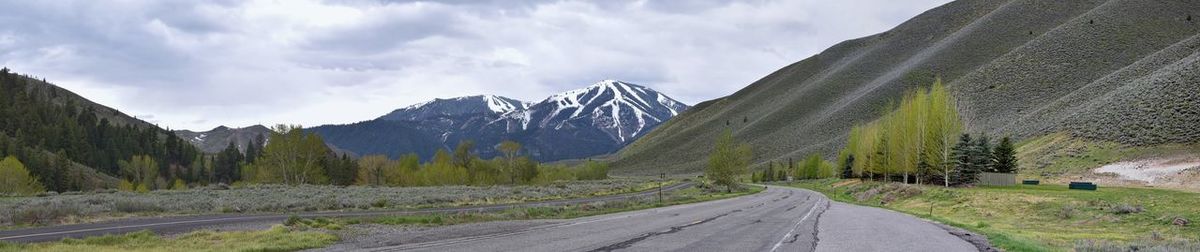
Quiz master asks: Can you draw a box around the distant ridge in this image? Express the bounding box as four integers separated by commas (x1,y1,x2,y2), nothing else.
174,125,272,153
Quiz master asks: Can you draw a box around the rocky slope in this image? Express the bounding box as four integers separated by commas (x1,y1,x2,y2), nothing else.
309,80,689,161
612,0,1200,175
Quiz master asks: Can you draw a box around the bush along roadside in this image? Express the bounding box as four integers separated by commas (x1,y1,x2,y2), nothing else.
783,179,1199,252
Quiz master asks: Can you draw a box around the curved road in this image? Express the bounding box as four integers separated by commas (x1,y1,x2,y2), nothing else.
0,182,693,243
367,186,977,252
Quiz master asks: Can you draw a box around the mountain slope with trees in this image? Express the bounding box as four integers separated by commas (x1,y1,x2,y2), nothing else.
0,68,200,192
613,0,1200,175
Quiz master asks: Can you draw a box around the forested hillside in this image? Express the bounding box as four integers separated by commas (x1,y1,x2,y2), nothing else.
0,68,200,192
613,0,1200,175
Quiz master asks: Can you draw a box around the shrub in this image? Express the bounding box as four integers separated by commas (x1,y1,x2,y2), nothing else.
11,201,81,225
284,215,301,226
1110,203,1144,215
1058,205,1077,219
114,199,164,213
371,199,389,208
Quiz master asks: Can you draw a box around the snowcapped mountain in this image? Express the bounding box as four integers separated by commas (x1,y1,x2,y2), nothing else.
379,95,530,121
515,80,688,142
309,80,689,161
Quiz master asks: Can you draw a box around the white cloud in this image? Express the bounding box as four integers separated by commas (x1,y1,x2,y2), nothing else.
0,0,951,130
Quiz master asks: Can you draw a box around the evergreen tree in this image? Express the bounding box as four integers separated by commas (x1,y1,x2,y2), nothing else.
950,134,980,186
323,153,358,186
974,135,994,173
992,137,1018,173
214,142,243,183
842,154,855,179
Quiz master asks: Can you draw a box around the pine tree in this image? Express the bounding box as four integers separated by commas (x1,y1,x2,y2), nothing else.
950,134,979,186
214,142,243,183
842,154,855,179
974,135,994,173
323,153,358,186
992,137,1018,173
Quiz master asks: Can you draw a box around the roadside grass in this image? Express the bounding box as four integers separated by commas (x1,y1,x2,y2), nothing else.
325,184,764,228
0,225,337,252
784,179,1199,252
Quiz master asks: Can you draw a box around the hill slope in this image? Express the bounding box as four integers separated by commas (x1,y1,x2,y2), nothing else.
613,0,1200,175
0,68,201,191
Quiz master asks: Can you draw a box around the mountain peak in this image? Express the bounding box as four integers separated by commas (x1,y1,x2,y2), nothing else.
380,95,529,122
531,80,689,142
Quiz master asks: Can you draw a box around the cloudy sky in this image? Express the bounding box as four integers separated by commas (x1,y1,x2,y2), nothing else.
0,0,950,131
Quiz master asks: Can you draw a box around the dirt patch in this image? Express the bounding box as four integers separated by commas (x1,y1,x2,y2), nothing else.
1088,156,1200,192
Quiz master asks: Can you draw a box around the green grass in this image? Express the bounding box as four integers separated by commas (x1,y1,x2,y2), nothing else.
785,179,1200,252
346,184,765,227
0,225,337,252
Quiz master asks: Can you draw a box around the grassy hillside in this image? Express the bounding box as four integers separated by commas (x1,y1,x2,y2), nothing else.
613,0,1200,175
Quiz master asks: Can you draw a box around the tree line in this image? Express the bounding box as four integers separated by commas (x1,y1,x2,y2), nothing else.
837,79,1017,186
350,139,609,187
743,79,1018,187
114,124,610,191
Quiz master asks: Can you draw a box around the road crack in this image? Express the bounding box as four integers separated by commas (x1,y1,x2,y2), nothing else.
588,210,736,252
807,200,831,250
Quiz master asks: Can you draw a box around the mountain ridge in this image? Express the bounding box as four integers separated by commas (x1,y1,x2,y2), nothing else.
310,80,689,161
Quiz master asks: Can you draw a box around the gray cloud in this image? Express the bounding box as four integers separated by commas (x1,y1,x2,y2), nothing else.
0,0,951,130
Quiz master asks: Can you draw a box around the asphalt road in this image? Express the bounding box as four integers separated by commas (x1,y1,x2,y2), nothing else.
368,186,978,252
0,182,694,243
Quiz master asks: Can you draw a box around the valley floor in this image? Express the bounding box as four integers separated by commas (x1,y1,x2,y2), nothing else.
1,183,989,252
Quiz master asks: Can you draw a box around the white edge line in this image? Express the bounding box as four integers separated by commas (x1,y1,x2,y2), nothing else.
770,197,823,252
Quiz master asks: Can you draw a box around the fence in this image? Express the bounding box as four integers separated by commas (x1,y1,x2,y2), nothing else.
978,172,1017,186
